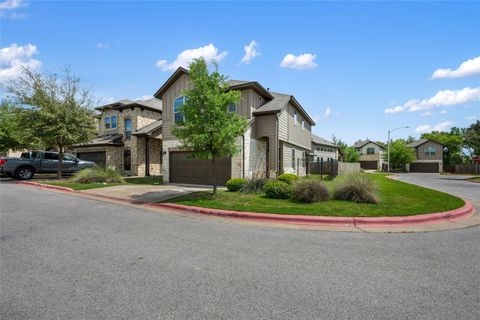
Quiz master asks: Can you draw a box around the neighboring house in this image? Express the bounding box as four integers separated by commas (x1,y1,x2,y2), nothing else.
154,67,315,185
0,150,23,158
311,134,338,162
73,98,163,176
353,140,386,170
406,139,444,173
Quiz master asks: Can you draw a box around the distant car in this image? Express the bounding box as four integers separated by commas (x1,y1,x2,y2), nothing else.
0,151,96,180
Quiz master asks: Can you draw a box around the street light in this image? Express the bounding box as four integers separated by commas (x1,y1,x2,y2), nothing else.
387,126,410,173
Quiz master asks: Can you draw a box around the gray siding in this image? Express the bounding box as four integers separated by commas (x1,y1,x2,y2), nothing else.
161,73,191,141
284,103,311,149
415,141,443,161
237,89,265,118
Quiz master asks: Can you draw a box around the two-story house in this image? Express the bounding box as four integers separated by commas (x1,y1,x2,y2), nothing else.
154,67,315,185
353,140,386,170
406,139,444,173
73,98,163,176
311,134,339,163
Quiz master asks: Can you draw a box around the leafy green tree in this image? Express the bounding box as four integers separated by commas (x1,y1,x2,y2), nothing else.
343,146,360,162
0,99,37,153
2,67,97,178
383,140,415,170
421,129,464,165
172,58,248,193
332,135,347,155
464,120,480,156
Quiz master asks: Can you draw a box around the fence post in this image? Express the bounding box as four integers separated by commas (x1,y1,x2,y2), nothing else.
320,158,323,180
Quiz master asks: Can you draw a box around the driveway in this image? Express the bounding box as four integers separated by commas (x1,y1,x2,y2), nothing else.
1,183,480,319
393,173,480,206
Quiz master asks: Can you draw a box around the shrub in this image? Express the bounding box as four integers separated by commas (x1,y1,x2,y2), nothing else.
277,173,299,184
264,180,293,199
292,180,330,203
240,177,267,194
226,178,246,191
333,174,379,203
71,167,124,184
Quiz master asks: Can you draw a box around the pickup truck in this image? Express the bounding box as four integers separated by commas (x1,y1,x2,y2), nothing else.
0,151,96,180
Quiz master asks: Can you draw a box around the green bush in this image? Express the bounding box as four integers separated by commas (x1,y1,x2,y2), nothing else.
71,167,124,184
333,174,379,203
292,180,330,203
277,173,299,184
240,177,267,194
226,178,247,191
264,180,293,199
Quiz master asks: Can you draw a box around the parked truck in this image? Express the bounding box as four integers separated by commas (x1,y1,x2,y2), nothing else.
0,151,95,180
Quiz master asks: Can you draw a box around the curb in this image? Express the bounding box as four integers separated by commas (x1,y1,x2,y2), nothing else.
16,180,476,228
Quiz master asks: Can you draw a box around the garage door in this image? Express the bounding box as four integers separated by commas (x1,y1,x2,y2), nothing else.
360,161,378,170
410,162,439,173
170,152,231,185
77,152,106,167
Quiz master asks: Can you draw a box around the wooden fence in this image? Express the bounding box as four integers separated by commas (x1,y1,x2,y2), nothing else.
443,164,480,175
338,162,361,175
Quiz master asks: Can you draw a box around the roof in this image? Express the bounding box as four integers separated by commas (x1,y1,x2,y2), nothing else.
253,92,315,125
353,140,386,149
406,138,444,148
72,133,123,147
133,120,162,136
96,98,162,113
311,134,337,148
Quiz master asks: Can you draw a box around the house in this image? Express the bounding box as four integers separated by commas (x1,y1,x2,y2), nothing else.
73,98,163,176
406,139,443,173
311,134,338,162
154,67,315,185
353,140,386,170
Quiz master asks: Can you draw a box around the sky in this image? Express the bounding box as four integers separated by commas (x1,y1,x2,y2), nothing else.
1,0,479,144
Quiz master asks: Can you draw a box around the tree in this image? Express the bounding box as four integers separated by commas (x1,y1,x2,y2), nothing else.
383,139,415,170
332,135,347,155
0,99,39,153
172,58,248,194
343,146,360,162
2,67,97,178
464,120,480,157
421,129,464,165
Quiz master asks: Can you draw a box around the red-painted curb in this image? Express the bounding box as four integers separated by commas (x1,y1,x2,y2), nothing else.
16,180,476,228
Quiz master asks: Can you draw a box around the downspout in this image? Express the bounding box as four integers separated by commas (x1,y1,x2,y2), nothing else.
242,134,245,178
145,135,150,176
276,113,280,178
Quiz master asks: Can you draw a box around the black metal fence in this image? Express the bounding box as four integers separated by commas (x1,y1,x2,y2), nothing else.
307,159,338,178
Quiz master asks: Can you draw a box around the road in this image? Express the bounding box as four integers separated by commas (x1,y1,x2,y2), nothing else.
1,183,479,320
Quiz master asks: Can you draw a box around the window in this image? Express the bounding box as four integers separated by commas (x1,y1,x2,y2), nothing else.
63,154,76,161
317,147,320,151
425,146,436,155
294,110,297,126
301,118,305,130
367,147,375,155
292,149,295,169
44,152,59,160
228,104,237,113
124,149,131,171
104,117,110,129
124,118,132,140
111,115,117,129
174,96,187,124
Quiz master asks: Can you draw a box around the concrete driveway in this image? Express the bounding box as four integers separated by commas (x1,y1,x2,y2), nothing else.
393,173,480,206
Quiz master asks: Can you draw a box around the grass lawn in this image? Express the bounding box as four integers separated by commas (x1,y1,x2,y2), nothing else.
467,177,480,183
39,175,163,190
168,174,464,217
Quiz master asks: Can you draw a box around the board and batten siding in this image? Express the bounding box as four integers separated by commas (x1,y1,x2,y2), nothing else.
278,102,311,150
237,89,265,118
281,142,307,176
161,73,191,141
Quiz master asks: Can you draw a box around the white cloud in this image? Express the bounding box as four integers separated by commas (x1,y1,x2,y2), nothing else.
420,111,434,116
432,56,480,79
385,87,480,114
280,53,317,70
155,43,227,71
324,107,332,119
96,42,109,49
0,43,41,81
240,40,259,64
0,0,27,19
415,120,454,134
440,110,448,115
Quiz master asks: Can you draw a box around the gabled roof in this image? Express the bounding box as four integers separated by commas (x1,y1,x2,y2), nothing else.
96,98,162,113
311,134,337,148
353,140,386,149
407,138,444,148
133,120,162,136
253,92,315,125
73,133,123,147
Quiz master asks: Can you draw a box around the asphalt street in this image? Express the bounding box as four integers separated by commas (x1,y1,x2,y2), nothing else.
1,183,479,320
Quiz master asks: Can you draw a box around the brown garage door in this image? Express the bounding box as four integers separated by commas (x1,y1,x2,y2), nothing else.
360,161,378,170
77,152,106,167
170,152,231,185
410,162,439,173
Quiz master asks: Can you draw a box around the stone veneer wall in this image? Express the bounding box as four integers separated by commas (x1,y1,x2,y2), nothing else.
73,146,122,171
162,140,182,182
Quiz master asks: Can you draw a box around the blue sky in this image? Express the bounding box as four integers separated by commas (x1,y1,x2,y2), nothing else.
1,0,479,144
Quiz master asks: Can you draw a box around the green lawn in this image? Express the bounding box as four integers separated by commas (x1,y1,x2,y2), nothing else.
467,177,480,183
40,175,163,190
168,174,464,217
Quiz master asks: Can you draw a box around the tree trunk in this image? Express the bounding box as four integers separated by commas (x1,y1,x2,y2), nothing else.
57,145,64,179
212,156,217,194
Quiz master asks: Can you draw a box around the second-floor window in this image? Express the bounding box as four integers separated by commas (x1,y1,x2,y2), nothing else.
124,118,132,140
111,115,117,129
174,96,186,124
294,110,297,126
425,146,436,155
228,104,237,113
104,117,110,129
301,118,305,130
367,147,375,155
292,149,295,169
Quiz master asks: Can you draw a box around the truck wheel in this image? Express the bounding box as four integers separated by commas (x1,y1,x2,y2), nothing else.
15,166,35,180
